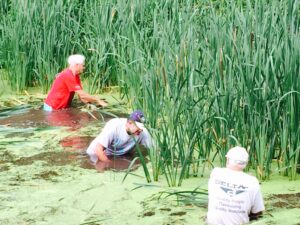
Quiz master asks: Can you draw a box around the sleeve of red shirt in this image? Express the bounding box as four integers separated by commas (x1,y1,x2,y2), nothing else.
65,74,82,92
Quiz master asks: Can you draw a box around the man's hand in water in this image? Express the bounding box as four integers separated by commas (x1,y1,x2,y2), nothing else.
95,143,111,162
76,90,108,107
249,211,263,221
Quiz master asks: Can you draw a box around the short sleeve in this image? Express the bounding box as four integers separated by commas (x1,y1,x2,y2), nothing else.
251,187,265,213
94,121,115,148
65,74,82,92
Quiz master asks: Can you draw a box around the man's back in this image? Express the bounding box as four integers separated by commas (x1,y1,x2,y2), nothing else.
45,69,82,109
207,167,264,225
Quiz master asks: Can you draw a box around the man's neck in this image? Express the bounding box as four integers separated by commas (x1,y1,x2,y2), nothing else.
68,66,77,76
226,165,243,172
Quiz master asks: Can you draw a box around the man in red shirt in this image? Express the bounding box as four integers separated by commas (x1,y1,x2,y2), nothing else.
44,54,107,111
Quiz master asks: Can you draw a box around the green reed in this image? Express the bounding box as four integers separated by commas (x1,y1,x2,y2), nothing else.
0,0,121,93
1,0,299,185
119,0,299,184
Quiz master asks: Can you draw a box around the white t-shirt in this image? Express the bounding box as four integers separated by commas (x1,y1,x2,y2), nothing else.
207,167,265,225
86,118,152,162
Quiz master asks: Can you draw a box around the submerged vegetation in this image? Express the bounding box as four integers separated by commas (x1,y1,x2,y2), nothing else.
0,0,299,186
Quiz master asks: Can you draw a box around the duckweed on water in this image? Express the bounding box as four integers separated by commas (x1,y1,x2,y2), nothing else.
0,94,299,224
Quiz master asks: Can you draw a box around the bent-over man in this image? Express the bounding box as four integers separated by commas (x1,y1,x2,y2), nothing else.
86,110,152,163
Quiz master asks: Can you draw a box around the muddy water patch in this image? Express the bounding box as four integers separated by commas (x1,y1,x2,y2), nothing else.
0,106,125,130
266,192,300,209
33,170,60,181
0,108,102,129
13,151,84,167
0,104,145,175
0,164,9,172
82,155,143,172
0,150,15,163
59,134,146,172
4,131,34,138
59,135,94,151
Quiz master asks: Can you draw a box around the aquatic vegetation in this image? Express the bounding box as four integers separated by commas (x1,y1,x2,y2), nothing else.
119,0,300,185
0,0,299,186
0,101,299,224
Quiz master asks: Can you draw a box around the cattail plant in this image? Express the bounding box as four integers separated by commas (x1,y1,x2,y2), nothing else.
1,0,299,185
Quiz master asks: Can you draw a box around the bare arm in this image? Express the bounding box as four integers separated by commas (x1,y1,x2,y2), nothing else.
76,90,108,107
94,143,111,162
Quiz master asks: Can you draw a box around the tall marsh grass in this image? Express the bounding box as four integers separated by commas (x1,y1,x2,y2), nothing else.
1,0,299,185
117,0,300,185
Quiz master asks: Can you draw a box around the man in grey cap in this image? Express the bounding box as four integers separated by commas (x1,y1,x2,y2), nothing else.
86,110,152,163
207,146,265,225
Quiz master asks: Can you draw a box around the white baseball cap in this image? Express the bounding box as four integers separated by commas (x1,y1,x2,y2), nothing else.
226,146,249,165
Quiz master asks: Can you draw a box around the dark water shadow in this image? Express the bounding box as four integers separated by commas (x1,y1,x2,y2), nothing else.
13,151,81,167
267,192,300,209
91,145,148,173
8,150,143,173
59,135,146,172
81,155,143,172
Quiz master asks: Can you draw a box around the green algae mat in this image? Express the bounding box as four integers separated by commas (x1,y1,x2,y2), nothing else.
0,103,299,225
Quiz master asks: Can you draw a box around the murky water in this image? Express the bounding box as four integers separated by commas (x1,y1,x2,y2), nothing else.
0,105,140,172
0,106,105,129
1,105,300,225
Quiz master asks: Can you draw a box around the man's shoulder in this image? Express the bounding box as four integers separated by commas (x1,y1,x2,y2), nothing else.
243,172,260,185
210,167,225,177
57,69,73,79
109,117,127,122
212,167,225,173
107,118,127,126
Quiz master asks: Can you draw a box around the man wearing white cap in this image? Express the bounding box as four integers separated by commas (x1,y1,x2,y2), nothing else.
207,146,265,225
44,54,107,111
86,110,152,163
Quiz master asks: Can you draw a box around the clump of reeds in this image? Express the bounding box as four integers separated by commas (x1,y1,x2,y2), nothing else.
1,0,299,185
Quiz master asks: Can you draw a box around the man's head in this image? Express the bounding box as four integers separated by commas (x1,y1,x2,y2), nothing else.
67,54,85,75
126,110,145,136
226,146,249,170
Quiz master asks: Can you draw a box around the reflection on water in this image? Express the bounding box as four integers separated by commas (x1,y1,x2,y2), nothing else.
0,107,102,129
59,136,94,151
0,104,32,119
84,154,142,172
80,156,141,172
59,135,143,172
46,109,98,130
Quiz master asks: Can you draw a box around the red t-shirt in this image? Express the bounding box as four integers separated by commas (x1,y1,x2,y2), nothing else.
45,68,82,110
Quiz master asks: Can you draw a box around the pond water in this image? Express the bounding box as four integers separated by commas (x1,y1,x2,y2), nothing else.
0,105,141,172
0,104,299,225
